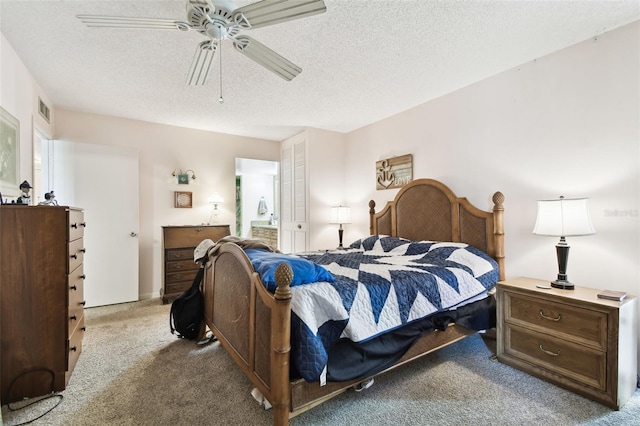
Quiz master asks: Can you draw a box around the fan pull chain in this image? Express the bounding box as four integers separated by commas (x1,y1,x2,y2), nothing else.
218,40,224,104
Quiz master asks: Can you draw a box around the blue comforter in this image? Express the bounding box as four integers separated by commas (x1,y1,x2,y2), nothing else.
246,235,500,383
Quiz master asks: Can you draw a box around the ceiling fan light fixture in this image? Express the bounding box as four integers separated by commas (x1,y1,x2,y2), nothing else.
78,0,326,89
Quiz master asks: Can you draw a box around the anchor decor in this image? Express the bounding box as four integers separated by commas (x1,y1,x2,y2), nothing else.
376,154,413,190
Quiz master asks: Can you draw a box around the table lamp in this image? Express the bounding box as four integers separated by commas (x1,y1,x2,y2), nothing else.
532,196,595,289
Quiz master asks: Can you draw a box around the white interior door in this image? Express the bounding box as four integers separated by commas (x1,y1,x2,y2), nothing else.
45,140,139,307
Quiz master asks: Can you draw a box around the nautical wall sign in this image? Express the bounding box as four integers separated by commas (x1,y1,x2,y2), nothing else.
376,154,413,190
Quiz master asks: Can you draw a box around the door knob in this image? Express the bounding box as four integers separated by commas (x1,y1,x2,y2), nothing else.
130,232,138,237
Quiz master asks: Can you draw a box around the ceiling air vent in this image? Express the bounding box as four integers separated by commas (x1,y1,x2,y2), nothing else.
38,97,50,123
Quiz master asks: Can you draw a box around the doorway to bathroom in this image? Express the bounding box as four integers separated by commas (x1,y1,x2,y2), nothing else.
235,158,279,247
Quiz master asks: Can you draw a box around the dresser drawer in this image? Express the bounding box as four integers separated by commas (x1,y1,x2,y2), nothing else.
166,269,198,284
166,259,198,273
164,226,229,249
504,324,606,391
68,238,85,273
166,249,195,262
68,209,85,241
68,315,84,373
69,265,85,334
69,264,85,295
165,281,192,296
504,291,607,350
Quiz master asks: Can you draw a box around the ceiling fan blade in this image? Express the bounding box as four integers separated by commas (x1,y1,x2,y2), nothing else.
233,35,301,81
77,15,192,31
187,41,217,85
234,0,326,29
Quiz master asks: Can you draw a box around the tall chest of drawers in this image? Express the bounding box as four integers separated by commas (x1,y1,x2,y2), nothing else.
0,206,86,404
497,277,637,409
162,225,230,304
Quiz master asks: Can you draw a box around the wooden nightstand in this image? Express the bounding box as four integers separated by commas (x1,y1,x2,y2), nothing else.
496,277,637,409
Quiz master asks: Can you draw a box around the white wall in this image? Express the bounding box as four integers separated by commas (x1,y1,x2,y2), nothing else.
343,21,639,292
0,34,53,197
338,21,639,368
53,109,280,300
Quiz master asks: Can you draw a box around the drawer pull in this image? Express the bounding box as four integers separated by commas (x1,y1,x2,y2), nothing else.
71,254,78,260
539,344,560,357
70,314,77,321
70,346,78,352
81,274,86,280
539,310,562,322
71,223,78,229
81,222,87,227
80,301,86,306
81,326,86,332
70,285,77,291
80,248,86,253
174,253,183,258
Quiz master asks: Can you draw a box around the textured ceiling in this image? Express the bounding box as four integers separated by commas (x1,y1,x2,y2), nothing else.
1,1,638,141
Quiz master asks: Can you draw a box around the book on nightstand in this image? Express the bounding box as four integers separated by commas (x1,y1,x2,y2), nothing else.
597,290,627,301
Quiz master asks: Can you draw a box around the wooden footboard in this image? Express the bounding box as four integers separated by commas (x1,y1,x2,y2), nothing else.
202,243,293,426
203,242,486,425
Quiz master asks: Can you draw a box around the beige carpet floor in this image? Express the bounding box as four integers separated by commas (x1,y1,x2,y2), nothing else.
2,299,639,425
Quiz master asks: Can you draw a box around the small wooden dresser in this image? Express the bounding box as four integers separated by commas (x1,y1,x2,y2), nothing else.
162,225,230,303
497,277,637,409
0,205,86,404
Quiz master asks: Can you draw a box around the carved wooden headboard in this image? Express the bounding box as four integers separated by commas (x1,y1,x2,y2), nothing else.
369,178,505,279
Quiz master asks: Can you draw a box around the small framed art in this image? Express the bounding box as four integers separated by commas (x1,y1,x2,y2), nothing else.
174,191,192,208
0,107,20,197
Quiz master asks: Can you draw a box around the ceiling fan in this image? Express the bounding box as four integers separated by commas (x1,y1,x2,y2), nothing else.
77,0,327,85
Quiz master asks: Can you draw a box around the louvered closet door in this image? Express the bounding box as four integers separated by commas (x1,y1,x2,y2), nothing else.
280,132,308,253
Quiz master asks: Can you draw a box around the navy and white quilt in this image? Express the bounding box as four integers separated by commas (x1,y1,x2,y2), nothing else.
249,235,500,383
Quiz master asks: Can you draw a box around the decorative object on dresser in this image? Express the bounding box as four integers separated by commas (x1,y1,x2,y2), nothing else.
0,205,87,404
329,205,351,249
497,277,637,410
532,196,595,289
162,225,230,304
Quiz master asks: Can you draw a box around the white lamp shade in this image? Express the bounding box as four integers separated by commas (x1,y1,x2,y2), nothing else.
533,197,595,237
330,206,351,224
208,194,224,204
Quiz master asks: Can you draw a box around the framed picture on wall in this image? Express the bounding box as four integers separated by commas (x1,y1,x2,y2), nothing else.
174,191,192,208
0,107,20,197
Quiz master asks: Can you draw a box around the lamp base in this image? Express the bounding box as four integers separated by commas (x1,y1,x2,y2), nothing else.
551,279,574,290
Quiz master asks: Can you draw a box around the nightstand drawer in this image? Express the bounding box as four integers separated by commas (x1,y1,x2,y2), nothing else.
504,291,607,350
504,324,606,391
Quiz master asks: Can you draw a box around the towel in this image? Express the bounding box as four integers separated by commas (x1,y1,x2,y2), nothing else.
257,197,268,215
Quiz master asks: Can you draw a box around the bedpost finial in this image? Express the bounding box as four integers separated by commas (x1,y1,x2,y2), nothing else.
492,191,505,207
274,262,293,300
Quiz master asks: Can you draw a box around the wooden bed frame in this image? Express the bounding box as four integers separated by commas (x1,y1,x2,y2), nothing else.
201,178,505,425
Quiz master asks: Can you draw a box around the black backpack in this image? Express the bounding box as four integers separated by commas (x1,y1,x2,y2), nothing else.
169,266,204,340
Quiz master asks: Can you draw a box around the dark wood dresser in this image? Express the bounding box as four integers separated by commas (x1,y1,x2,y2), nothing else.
0,205,86,404
162,225,230,304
